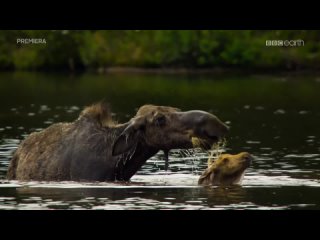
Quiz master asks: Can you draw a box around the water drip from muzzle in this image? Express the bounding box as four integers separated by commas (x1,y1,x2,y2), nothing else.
164,150,169,171
208,138,228,164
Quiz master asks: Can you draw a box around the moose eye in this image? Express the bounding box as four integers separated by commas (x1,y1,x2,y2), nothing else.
223,158,229,163
155,115,166,126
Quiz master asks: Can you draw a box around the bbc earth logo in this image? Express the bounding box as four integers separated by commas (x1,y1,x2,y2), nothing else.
266,39,304,47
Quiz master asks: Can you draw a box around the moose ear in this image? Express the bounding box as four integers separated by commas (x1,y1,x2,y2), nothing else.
207,158,214,166
112,117,145,156
198,166,216,185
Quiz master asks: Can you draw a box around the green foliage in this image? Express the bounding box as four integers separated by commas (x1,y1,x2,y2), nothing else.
0,30,319,70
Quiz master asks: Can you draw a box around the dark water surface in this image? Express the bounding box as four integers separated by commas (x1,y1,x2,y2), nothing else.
0,72,320,210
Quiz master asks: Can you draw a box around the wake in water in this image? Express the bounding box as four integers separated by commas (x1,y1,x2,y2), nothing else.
1,172,320,188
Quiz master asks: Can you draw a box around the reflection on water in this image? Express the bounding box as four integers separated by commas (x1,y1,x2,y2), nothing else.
0,179,319,209
0,72,320,209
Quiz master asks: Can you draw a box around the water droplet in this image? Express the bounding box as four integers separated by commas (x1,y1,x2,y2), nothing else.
40,105,50,111
274,109,285,114
255,106,264,110
299,110,309,115
70,106,79,111
246,140,261,144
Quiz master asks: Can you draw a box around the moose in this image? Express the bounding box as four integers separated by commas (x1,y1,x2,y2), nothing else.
7,102,228,181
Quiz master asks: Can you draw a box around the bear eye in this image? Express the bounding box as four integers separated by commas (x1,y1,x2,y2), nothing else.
155,115,166,126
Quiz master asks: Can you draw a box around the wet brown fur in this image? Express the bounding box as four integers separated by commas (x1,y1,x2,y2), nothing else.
7,102,115,180
7,102,228,181
198,152,253,186
80,102,115,127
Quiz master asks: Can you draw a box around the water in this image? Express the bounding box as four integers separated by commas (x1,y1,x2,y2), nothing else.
0,71,320,210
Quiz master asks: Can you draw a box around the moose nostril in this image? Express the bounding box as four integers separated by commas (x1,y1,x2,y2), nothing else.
243,154,253,163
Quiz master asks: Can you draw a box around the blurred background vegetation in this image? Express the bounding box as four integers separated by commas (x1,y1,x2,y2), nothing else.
0,30,319,71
